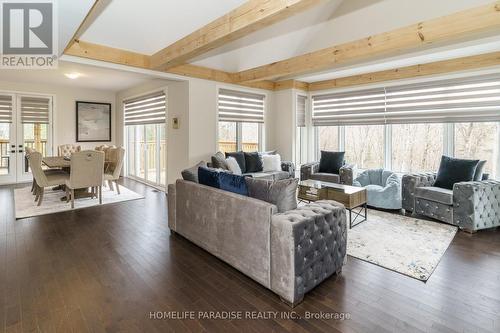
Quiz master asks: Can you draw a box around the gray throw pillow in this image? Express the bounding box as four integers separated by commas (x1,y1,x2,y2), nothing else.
211,151,228,170
246,177,298,213
181,161,207,182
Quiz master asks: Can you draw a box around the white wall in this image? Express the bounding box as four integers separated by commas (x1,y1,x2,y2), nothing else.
0,80,116,152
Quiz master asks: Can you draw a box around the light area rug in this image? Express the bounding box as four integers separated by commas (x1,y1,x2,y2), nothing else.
347,209,458,281
14,185,144,219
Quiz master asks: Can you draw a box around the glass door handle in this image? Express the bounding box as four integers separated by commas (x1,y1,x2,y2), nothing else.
18,150,23,153
10,150,16,153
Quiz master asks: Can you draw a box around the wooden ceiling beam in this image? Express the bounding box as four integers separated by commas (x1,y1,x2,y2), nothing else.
308,51,500,91
64,40,276,90
63,0,112,53
233,1,500,82
150,0,321,71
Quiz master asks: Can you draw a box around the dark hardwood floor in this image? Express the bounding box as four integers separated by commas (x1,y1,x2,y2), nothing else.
1,178,499,332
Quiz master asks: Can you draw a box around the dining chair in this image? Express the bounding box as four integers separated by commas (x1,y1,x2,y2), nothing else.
65,150,105,209
58,144,81,157
25,147,37,194
27,152,70,206
104,147,125,194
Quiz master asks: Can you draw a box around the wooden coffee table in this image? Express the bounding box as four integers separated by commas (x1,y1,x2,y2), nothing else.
298,179,367,229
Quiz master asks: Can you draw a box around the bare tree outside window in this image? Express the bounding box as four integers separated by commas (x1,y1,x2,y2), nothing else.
345,125,384,169
455,122,499,178
241,123,259,152
317,126,339,151
392,124,443,172
218,121,237,153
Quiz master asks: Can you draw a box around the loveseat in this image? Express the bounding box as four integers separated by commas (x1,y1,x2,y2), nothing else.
167,179,347,306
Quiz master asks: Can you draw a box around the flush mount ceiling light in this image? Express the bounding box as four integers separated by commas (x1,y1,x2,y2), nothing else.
64,72,82,79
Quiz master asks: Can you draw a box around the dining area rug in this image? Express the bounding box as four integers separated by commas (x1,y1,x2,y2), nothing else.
347,209,458,281
14,185,144,219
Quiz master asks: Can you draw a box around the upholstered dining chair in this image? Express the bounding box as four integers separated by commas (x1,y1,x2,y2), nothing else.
27,152,69,206
58,144,81,157
65,150,105,209
25,147,37,194
103,147,125,194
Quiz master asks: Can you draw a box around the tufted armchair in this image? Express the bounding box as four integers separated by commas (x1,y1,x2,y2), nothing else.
402,173,500,232
58,144,81,157
301,161,356,185
353,169,402,209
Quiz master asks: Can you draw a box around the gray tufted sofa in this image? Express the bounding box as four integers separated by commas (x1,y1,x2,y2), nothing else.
402,173,500,232
168,180,347,306
300,162,356,185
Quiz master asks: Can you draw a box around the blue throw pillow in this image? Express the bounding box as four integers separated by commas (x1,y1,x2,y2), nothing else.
198,167,221,189
219,172,248,196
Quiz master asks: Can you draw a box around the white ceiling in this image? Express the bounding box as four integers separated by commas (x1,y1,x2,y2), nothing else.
80,0,247,54
58,0,95,55
60,0,500,84
0,61,156,92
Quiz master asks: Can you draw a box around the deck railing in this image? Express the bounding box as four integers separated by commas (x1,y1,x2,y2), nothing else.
218,141,258,153
0,139,47,169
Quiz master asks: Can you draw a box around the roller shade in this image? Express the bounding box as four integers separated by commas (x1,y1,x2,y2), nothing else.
0,95,13,123
384,74,500,124
124,91,166,126
21,96,50,124
218,88,265,123
312,88,386,126
296,95,306,127
312,73,500,126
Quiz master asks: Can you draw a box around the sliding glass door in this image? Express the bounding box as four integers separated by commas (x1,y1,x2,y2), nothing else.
126,124,166,188
124,90,167,189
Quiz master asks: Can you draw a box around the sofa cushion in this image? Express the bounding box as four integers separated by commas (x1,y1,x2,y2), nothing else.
434,155,479,190
211,152,228,170
318,151,345,174
226,151,246,173
181,161,206,183
310,173,340,184
246,178,298,213
415,186,453,205
225,156,242,175
219,172,248,196
262,154,281,172
244,152,263,173
473,160,487,181
198,167,221,188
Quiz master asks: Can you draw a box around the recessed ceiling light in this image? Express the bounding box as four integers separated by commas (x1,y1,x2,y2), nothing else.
65,72,82,79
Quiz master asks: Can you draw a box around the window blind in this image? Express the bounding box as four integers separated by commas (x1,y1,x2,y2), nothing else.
296,95,307,127
312,87,386,126
312,73,500,126
218,88,265,123
0,95,13,123
21,96,50,124
124,91,166,126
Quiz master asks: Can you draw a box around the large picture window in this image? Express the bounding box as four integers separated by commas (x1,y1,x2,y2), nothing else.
217,121,262,153
217,88,265,153
317,126,339,152
392,124,444,172
455,122,499,178
345,125,384,169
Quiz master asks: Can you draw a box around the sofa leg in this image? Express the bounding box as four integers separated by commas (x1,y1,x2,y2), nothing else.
461,228,477,234
336,267,343,276
280,296,303,308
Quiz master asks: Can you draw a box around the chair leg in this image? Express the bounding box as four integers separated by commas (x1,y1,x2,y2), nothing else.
108,180,114,191
34,185,40,202
37,188,44,206
99,186,102,204
71,189,75,209
66,187,70,203
115,181,120,194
